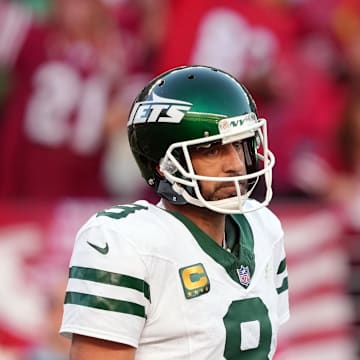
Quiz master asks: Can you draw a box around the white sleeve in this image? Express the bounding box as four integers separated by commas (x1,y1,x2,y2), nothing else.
60,221,150,348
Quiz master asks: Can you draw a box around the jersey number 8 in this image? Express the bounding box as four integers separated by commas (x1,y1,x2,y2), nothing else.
223,298,272,359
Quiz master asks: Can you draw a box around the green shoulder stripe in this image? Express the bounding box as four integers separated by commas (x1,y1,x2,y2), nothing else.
277,258,287,275
69,266,150,301
276,277,288,294
65,291,146,318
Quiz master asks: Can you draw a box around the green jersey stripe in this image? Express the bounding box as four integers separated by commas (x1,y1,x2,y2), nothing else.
276,258,287,275
276,277,288,294
69,266,150,301
65,291,146,318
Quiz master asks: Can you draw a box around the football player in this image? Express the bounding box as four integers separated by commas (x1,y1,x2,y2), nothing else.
60,65,289,359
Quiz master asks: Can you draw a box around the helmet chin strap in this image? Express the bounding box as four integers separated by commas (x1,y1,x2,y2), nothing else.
172,183,204,207
157,179,187,204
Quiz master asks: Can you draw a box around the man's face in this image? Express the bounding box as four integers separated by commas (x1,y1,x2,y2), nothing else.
190,140,247,201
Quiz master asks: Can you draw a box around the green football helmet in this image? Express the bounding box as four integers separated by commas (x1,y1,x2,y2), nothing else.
127,65,275,214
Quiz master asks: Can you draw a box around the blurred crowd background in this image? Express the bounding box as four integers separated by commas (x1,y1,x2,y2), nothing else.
0,0,359,359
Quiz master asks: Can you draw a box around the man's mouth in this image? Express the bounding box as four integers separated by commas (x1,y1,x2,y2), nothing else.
214,181,248,198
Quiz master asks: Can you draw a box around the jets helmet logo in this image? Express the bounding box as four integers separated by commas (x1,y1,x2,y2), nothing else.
128,93,192,125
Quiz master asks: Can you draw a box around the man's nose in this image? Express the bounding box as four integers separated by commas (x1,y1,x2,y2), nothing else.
222,143,246,173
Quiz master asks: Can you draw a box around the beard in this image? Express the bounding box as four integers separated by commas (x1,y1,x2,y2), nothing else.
200,180,248,201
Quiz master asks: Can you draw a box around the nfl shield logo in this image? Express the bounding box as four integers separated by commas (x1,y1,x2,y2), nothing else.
237,265,251,287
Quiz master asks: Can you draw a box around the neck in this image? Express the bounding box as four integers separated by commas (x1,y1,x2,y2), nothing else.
162,200,225,246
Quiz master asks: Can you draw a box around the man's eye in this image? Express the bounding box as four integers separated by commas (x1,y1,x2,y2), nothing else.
233,141,243,150
206,146,219,156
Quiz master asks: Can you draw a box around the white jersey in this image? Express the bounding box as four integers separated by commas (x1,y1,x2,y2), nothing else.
60,199,289,359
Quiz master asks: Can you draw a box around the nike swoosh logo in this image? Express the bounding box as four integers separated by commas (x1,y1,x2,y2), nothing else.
87,241,109,255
